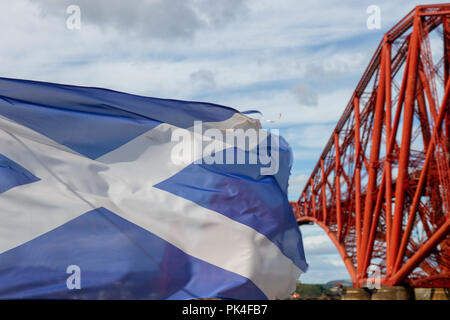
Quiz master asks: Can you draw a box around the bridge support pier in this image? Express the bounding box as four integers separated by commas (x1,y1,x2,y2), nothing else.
342,287,450,300
341,288,371,300
371,286,414,300
414,288,450,300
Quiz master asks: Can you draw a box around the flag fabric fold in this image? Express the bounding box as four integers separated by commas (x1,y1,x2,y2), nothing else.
0,77,307,299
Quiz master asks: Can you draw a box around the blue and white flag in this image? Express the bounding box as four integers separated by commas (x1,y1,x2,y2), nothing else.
0,77,307,299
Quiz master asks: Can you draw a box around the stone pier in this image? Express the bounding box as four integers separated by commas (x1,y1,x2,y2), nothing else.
341,288,371,300
371,286,414,300
342,286,450,300
414,288,450,300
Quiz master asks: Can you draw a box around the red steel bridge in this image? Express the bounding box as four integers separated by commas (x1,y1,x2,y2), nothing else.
291,4,450,288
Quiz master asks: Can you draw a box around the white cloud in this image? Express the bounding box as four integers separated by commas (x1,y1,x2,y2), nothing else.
35,0,249,40
303,234,340,255
299,225,350,283
190,69,216,90
288,174,309,198
292,83,318,107
217,87,353,126
193,0,249,28
292,148,322,161
5,0,443,128
285,124,335,148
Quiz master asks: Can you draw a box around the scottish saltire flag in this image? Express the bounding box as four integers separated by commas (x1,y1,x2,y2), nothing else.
0,77,307,299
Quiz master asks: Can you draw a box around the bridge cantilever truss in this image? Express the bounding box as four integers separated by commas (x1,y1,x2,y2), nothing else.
291,4,450,288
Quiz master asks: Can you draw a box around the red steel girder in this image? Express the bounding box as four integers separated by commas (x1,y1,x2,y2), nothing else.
291,4,450,288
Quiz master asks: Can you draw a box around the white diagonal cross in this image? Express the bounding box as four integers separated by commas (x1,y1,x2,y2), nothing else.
0,115,301,299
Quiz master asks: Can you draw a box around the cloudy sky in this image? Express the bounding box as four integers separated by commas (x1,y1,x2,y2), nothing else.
1,0,447,284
